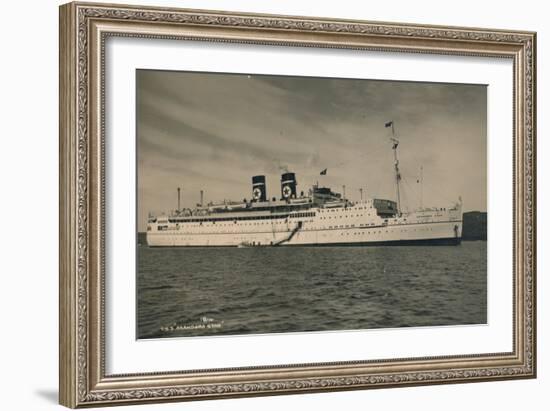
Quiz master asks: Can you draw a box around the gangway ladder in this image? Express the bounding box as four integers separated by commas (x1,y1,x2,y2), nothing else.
274,221,302,246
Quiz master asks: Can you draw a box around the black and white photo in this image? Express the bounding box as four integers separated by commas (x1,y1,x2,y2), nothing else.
136,70,488,339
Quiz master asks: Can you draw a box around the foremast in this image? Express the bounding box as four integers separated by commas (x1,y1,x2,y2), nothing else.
386,120,402,216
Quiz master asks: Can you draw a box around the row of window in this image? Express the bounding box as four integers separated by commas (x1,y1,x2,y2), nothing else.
290,212,315,218
150,226,436,237
327,223,378,229
165,212,376,226
320,214,372,219
166,212,320,224
341,227,435,235
320,207,371,213
167,214,290,223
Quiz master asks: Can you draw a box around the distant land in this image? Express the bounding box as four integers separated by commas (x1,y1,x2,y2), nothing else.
462,211,487,241
138,232,147,246
137,211,487,245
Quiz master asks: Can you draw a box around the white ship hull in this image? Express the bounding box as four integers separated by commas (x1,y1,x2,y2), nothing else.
147,202,462,247
145,121,465,248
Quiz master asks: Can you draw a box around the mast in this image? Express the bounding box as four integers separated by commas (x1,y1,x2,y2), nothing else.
420,165,423,209
386,121,401,215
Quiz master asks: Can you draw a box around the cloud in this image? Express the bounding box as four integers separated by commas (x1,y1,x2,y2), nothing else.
137,70,487,231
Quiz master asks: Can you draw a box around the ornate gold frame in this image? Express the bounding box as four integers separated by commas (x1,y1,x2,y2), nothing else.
59,2,536,408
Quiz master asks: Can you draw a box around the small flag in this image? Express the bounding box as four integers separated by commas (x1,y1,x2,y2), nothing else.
320,168,327,175
385,121,393,128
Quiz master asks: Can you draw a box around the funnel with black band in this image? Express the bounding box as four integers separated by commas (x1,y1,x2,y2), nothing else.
281,172,297,200
251,175,267,202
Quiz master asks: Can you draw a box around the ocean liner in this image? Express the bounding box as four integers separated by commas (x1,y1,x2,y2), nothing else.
146,124,463,247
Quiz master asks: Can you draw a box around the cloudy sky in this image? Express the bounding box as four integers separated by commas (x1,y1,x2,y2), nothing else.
137,70,487,232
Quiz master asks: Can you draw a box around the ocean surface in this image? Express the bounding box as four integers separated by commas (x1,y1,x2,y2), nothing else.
137,241,487,339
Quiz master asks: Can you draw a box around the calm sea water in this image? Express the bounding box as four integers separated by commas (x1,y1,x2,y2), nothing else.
137,242,487,339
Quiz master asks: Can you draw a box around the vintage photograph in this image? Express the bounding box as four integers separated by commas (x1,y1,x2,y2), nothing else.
136,70,487,339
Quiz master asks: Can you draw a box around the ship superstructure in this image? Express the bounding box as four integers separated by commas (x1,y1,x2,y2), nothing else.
146,124,463,247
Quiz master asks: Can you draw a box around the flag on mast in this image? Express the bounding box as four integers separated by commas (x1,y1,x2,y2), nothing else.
386,120,397,145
